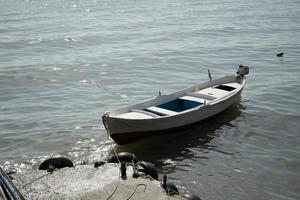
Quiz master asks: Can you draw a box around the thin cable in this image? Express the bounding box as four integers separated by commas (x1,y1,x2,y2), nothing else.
23,169,57,188
105,148,121,200
105,149,141,200
125,183,147,200
112,148,121,165
95,81,127,99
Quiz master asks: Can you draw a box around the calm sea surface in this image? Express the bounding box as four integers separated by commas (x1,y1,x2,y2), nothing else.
1,0,300,199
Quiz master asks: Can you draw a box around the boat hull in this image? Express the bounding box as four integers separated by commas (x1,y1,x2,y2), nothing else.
109,105,236,145
105,86,243,145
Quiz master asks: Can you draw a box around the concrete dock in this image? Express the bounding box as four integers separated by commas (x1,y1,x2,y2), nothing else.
11,163,185,200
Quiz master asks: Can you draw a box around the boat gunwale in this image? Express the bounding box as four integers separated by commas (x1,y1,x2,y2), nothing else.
105,75,246,121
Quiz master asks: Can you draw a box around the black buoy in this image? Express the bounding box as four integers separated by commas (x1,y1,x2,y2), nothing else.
277,52,284,57
39,157,73,171
107,152,138,164
182,193,202,200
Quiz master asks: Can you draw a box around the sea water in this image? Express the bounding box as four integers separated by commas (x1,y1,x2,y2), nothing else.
1,0,300,199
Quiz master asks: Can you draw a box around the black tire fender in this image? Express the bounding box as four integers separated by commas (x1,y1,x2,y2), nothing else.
39,157,73,171
107,152,138,164
136,161,159,180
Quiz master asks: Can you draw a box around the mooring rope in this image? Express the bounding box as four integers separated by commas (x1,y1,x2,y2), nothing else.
94,81,128,99
105,148,146,200
23,168,57,188
105,148,121,200
125,183,147,200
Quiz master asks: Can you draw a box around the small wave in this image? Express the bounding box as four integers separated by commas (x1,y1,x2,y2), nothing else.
74,69,85,72
28,38,43,44
52,67,61,71
163,158,176,166
234,168,241,173
74,125,101,130
64,37,77,42
120,94,128,98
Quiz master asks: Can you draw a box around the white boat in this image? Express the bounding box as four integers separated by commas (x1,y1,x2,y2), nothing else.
102,65,249,145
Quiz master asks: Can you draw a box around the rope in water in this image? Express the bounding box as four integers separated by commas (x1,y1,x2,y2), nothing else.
94,81,128,99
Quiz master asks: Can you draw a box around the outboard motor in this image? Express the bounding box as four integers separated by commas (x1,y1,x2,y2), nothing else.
236,64,249,76
236,64,249,83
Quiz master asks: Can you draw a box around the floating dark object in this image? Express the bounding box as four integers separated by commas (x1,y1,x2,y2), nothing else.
107,152,138,164
182,192,202,200
277,52,284,57
39,157,74,171
136,161,159,180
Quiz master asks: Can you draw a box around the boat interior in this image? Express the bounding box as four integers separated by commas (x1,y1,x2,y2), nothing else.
117,82,240,119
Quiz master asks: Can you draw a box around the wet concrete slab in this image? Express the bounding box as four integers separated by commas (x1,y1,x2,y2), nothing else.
11,163,184,200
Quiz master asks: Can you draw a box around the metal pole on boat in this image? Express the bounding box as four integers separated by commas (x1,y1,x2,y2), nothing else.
208,69,212,88
208,69,212,81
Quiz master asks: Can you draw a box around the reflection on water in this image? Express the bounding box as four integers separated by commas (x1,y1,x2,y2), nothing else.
116,103,242,173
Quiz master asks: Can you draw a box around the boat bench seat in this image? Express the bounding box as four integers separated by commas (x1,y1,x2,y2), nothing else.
223,83,241,89
146,106,178,116
179,95,207,103
131,109,160,117
118,112,155,119
186,92,216,101
196,87,231,99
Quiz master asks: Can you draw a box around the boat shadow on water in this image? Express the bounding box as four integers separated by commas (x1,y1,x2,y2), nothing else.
115,102,244,170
